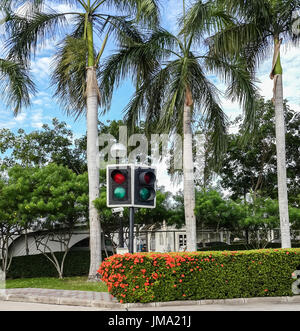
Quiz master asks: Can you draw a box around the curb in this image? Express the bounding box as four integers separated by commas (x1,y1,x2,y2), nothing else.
0,292,122,309
1,290,300,309
123,296,300,309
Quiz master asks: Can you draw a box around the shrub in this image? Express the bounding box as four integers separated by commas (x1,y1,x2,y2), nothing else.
98,249,300,303
7,251,91,279
198,243,300,251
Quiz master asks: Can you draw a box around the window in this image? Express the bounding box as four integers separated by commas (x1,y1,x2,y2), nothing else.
179,234,187,248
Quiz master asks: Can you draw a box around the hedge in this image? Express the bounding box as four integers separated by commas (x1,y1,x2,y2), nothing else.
98,249,300,303
198,243,300,252
6,251,92,279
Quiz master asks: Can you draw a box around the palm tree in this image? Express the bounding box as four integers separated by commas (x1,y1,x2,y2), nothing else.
0,58,36,115
99,0,257,252
1,0,160,279
199,0,299,248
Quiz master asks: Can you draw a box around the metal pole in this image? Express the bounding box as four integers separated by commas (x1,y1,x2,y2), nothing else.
119,214,124,248
129,207,135,253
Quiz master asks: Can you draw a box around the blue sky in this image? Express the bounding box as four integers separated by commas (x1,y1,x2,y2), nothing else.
1,0,300,190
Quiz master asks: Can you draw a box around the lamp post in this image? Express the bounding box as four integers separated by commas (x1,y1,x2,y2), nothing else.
110,143,127,164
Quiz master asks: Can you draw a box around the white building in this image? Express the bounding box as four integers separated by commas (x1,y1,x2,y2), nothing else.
4,223,233,258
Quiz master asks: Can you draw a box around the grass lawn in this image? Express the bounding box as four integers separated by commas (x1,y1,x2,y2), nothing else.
5,277,108,292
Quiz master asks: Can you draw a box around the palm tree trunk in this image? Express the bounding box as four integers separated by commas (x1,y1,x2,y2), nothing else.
86,66,102,279
272,37,291,248
183,88,197,252
274,74,291,248
86,14,102,279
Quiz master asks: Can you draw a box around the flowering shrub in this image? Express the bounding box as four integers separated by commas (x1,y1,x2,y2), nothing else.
98,249,300,303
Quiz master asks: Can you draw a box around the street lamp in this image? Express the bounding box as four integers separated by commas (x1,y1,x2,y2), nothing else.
110,143,127,164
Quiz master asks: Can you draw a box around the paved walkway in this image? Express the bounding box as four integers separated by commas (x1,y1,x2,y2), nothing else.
1,288,300,311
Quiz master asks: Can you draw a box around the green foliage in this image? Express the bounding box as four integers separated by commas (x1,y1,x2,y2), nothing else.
6,251,91,279
0,58,36,115
195,190,246,231
218,98,300,203
0,163,89,277
0,118,87,173
100,0,259,169
6,163,88,230
2,0,161,117
99,249,300,303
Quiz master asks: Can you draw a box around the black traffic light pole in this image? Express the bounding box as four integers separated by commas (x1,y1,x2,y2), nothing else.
129,207,135,254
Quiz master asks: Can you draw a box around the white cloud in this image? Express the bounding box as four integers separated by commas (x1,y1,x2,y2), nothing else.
31,56,53,79
15,112,27,123
256,45,300,112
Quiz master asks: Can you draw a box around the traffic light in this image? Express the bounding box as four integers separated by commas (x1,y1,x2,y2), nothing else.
107,165,132,207
133,166,157,208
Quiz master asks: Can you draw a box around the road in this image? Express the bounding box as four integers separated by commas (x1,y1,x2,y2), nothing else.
1,300,300,311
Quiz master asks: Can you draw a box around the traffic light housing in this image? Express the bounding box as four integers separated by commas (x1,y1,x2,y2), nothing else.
107,165,132,207
133,166,157,209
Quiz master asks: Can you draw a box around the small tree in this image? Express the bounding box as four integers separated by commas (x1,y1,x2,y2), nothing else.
0,173,29,278
19,164,88,279
195,190,245,234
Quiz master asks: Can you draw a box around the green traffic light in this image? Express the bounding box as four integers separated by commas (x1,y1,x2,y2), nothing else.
139,187,151,201
114,187,126,199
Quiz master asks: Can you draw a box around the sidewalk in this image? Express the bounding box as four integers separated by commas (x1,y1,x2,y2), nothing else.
1,288,300,310
0,288,122,309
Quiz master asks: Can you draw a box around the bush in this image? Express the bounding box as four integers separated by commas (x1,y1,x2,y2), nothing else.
198,243,300,251
6,251,91,279
98,249,300,303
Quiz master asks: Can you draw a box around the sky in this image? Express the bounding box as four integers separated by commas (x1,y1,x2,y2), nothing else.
0,0,300,191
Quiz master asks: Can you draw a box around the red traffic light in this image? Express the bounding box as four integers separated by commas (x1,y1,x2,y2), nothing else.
139,171,156,185
144,173,151,184
112,170,126,185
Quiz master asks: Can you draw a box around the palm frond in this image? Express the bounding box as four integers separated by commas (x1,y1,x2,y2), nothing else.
102,0,161,27
182,0,234,42
4,9,78,64
204,53,259,133
123,61,177,134
184,56,228,165
0,0,44,11
99,28,177,112
51,36,88,119
0,58,36,115
94,14,143,46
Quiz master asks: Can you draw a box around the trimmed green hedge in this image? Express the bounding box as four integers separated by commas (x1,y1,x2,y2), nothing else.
98,249,300,303
6,251,91,279
198,243,300,252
